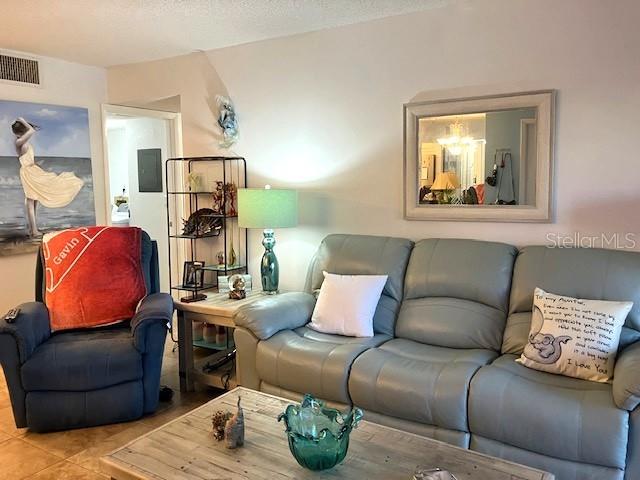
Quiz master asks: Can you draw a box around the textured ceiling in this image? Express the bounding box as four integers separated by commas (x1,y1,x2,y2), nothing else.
0,0,446,67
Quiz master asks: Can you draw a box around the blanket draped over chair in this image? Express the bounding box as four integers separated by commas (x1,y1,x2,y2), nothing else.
43,226,146,331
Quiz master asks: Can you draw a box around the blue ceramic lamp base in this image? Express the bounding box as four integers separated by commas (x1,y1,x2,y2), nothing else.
260,229,279,294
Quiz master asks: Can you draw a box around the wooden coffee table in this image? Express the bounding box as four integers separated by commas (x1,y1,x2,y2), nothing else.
101,387,554,480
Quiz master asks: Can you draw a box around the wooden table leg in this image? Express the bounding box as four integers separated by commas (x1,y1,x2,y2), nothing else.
177,309,194,392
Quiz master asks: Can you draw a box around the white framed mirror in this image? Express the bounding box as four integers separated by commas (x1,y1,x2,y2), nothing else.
404,90,555,222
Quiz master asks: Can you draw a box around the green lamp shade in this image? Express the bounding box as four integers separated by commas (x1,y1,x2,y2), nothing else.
238,188,298,229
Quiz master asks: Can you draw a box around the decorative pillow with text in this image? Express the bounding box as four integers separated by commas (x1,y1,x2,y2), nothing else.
517,288,633,382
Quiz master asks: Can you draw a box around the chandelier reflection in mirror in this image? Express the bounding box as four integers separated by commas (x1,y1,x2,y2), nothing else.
436,118,481,156
420,114,488,205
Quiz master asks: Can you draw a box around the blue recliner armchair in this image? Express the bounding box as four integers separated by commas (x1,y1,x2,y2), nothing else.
0,231,172,432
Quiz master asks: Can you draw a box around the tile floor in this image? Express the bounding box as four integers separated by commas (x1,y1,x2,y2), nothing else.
0,337,219,480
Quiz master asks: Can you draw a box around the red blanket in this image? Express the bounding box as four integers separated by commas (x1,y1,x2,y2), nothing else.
43,226,147,331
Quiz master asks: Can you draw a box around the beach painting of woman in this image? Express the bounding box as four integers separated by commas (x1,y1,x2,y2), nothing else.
0,100,95,255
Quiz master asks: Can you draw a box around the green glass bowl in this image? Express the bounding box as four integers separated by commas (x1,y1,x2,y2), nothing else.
278,394,363,471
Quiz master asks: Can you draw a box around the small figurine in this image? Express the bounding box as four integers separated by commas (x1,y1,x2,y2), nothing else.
212,181,225,214
224,182,237,216
217,251,225,265
188,172,203,192
224,397,245,449
228,241,237,266
228,275,246,300
212,410,232,441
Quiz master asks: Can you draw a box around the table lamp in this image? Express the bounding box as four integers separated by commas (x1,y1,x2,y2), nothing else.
238,186,298,294
430,171,460,204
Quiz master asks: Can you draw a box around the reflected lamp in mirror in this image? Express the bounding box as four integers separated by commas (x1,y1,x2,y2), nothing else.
404,90,555,222
238,186,298,294
430,171,460,204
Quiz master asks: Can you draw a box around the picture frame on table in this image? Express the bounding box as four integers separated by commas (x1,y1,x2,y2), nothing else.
182,261,205,288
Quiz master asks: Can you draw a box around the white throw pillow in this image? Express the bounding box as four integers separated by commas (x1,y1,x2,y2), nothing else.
308,271,388,337
517,288,633,382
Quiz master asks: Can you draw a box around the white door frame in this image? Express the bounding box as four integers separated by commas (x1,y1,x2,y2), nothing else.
101,104,183,223
519,118,536,205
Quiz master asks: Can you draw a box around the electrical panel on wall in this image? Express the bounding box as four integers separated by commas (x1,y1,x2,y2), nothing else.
0,51,41,87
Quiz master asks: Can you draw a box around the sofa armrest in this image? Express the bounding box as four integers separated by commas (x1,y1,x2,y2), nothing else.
233,292,316,340
0,302,51,364
131,293,173,353
613,341,640,411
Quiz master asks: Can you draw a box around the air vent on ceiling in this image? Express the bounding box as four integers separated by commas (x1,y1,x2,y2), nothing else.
0,52,40,86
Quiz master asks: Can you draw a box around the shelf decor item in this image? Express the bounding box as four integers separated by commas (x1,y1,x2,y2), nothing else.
212,181,225,214
182,261,205,288
238,186,298,294
278,394,363,471
187,172,204,192
218,274,252,294
215,326,227,344
224,182,238,216
228,239,237,266
203,324,217,344
181,208,222,237
192,321,204,341
228,274,247,300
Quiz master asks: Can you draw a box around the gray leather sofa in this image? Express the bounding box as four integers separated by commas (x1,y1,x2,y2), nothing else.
233,234,640,480
234,234,413,405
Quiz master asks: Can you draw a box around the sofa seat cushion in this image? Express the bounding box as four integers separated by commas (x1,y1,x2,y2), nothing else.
469,354,628,469
255,326,390,404
349,338,497,432
22,325,143,392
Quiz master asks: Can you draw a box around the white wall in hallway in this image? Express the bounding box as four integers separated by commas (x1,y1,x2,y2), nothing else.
106,126,128,202
105,117,171,290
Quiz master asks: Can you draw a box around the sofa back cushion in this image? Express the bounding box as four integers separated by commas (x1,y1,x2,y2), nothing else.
304,234,414,336
503,246,640,354
396,238,518,350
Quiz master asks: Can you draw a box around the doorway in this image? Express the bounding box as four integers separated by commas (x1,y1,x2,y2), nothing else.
101,105,183,292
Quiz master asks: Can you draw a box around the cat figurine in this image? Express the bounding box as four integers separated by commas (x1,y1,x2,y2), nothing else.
224,396,245,449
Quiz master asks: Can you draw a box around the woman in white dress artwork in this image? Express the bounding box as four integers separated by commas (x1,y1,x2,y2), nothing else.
12,117,84,237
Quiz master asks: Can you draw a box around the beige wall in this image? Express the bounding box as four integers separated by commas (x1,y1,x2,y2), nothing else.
0,55,107,312
108,53,229,157
108,0,640,292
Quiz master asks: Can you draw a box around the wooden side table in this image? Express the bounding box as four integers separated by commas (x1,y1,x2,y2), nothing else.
175,290,266,392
